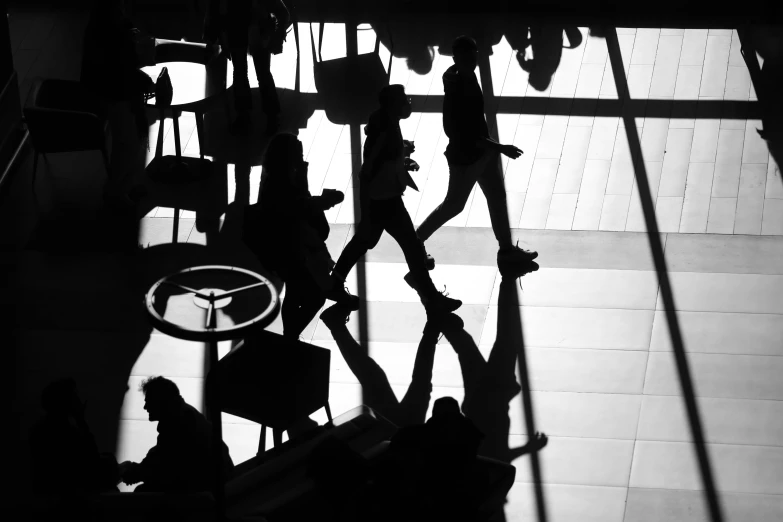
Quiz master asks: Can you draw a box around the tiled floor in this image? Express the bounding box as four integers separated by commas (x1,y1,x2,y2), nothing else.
7,6,783,522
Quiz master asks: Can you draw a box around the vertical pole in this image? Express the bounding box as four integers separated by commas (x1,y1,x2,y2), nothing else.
346,20,371,369
207,338,225,521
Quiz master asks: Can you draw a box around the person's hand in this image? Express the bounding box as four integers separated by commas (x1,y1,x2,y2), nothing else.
500,144,523,159
321,189,344,208
528,432,548,451
403,140,415,156
404,158,420,172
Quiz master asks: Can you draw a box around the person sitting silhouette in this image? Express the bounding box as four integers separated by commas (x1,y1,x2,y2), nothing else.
29,378,120,495
118,376,234,493
243,133,359,339
328,84,462,314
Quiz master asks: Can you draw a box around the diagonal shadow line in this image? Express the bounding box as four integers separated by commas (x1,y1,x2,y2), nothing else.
477,41,549,522
344,21,372,385
604,27,725,522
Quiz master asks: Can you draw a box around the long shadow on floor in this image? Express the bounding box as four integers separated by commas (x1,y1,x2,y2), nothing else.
441,264,543,522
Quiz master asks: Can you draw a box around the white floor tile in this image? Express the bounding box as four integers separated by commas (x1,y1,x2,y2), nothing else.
644,351,783,400
680,163,714,233
511,435,634,487
706,197,737,233
649,310,783,356
659,271,783,314
630,440,783,495
637,395,783,446
480,306,655,351
599,194,631,231
761,199,783,235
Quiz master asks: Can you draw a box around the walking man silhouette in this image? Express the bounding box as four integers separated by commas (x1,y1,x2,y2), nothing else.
413,35,537,277
330,85,461,314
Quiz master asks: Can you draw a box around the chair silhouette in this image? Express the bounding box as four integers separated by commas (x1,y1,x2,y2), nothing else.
23,78,110,195
209,330,333,453
151,39,217,160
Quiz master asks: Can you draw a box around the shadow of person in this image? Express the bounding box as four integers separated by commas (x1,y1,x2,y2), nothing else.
372,18,438,76
516,26,582,92
28,378,121,496
439,262,545,521
754,42,783,187
319,304,443,428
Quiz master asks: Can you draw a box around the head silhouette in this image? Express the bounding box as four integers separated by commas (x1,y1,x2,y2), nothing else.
41,378,81,417
452,36,478,73
432,396,462,418
263,133,307,189
379,84,412,120
140,376,183,422
406,46,436,75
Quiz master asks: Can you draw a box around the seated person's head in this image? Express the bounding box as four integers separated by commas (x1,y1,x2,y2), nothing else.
452,36,478,73
263,133,307,189
140,376,184,422
378,84,412,120
41,378,81,418
432,396,462,418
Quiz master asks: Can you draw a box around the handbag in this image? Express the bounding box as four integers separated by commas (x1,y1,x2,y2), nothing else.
154,67,173,108
309,22,393,124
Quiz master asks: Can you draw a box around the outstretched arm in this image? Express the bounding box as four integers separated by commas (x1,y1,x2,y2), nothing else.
507,432,548,460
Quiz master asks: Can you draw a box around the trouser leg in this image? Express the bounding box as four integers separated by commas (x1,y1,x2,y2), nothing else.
383,197,438,296
281,270,325,339
250,44,280,117
415,154,489,242
332,213,384,280
477,152,513,249
231,45,252,118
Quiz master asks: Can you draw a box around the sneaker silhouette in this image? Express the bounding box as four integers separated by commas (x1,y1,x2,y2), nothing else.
423,289,462,314
324,285,360,311
498,241,538,275
320,303,351,329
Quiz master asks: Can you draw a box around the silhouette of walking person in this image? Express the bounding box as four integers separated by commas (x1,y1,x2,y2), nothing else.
438,264,546,521
329,85,462,314
243,133,359,339
320,304,457,428
29,378,120,495
204,0,290,135
413,36,537,280
118,376,234,493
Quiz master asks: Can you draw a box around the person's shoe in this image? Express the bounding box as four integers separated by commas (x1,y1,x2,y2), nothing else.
229,117,252,136
324,284,360,311
320,303,352,329
423,288,462,314
403,271,421,293
425,253,435,271
499,260,540,279
498,241,538,275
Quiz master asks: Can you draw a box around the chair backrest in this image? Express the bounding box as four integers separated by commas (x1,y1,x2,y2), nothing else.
23,79,108,154
211,331,331,427
154,39,211,65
